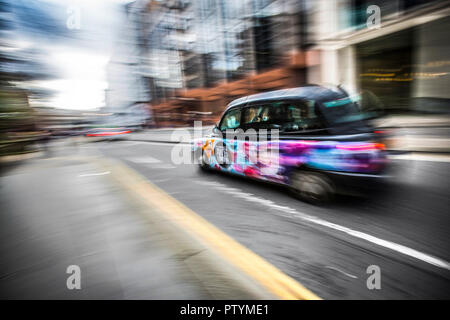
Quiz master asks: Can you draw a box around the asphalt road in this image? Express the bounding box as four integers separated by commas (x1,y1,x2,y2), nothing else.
96,139,450,299
0,150,214,299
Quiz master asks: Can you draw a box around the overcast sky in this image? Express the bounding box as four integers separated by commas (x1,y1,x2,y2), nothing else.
6,0,133,110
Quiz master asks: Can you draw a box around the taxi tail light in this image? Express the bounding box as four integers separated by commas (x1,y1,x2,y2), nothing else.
336,143,385,151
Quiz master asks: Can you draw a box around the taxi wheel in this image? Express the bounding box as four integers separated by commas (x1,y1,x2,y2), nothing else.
290,170,334,204
198,150,211,172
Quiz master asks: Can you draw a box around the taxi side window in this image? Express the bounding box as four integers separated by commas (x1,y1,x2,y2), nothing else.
242,106,263,126
281,100,322,132
240,105,275,131
220,108,241,131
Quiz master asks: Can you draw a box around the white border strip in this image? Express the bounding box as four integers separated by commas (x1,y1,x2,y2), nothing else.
198,181,450,271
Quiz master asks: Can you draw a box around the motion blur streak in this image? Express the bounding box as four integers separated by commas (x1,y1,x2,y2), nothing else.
336,143,386,151
98,156,321,300
1,0,449,300
197,180,450,271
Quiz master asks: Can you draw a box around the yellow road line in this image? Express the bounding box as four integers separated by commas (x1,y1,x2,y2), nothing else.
100,158,321,300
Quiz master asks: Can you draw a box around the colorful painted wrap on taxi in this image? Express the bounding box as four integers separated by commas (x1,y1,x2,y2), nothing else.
194,138,386,184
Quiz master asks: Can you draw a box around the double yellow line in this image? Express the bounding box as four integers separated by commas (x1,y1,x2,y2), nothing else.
99,157,321,300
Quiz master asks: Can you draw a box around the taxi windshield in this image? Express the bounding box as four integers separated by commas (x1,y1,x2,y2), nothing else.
321,95,377,125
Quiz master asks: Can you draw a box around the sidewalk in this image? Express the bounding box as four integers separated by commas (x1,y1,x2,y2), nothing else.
0,142,294,299
373,114,450,128
123,126,213,144
0,150,211,299
123,115,450,153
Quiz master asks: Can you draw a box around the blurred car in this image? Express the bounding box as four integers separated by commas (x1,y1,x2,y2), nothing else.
192,85,389,203
85,127,131,140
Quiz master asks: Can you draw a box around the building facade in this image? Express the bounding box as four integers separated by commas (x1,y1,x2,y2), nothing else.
110,0,450,127
143,0,315,126
310,0,450,113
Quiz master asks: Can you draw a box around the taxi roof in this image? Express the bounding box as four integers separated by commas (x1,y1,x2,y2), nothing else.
225,85,347,110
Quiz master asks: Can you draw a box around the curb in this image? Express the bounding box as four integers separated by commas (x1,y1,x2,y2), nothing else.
95,156,321,300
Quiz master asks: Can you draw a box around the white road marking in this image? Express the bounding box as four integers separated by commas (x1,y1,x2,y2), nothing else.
324,266,358,279
126,156,161,164
197,180,450,271
125,156,176,169
151,164,176,169
152,178,171,183
117,141,146,147
126,141,188,147
78,171,110,177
